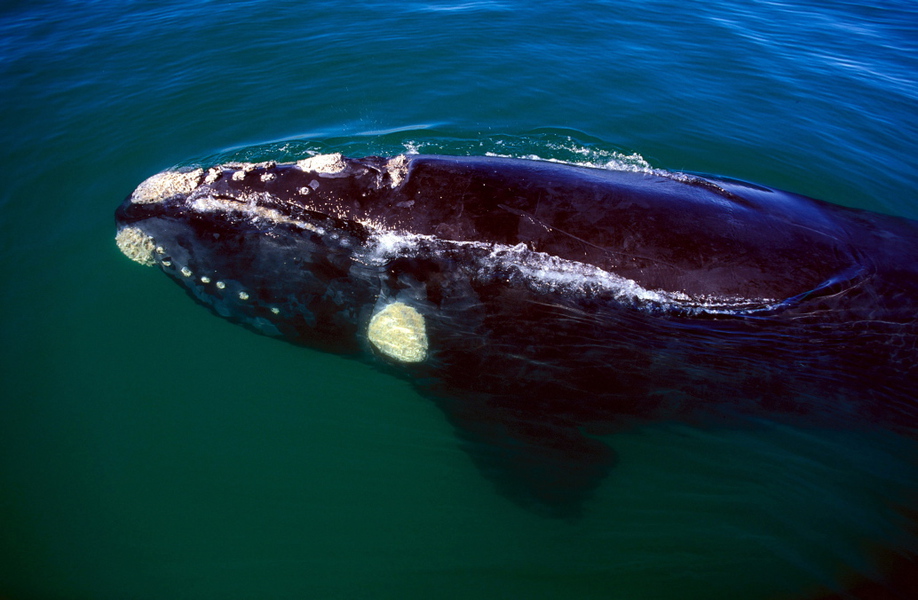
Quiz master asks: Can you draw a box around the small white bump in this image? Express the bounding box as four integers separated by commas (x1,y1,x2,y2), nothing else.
216,281,225,289
271,307,280,314
238,291,249,300
200,276,211,284
155,246,165,254
162,260,172,267
232,170,245,181
181,267,193,277
260,172,276,182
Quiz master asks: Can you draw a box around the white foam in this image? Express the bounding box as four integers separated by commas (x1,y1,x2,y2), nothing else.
482,151,656,175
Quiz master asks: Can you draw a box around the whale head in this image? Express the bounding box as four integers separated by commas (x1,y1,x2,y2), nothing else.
113,156,409,354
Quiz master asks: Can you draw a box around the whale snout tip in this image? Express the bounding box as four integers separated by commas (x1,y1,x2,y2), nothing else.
367,302,429,363
130,168,203,205
115,225,157,266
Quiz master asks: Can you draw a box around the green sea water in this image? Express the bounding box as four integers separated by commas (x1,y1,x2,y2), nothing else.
2,1,918,598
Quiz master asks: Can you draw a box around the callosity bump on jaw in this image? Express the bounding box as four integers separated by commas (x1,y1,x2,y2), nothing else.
115,226,157,266
367,302,429,363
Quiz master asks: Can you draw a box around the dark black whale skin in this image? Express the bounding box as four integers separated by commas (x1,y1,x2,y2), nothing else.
115,154,918,515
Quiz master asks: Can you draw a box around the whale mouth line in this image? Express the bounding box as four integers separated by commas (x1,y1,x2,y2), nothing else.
116,215,789,321
363,230,785,316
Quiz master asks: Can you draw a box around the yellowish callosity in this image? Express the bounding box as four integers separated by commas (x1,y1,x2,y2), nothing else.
367,302,428,363
115,227,157,266
131,169,203,204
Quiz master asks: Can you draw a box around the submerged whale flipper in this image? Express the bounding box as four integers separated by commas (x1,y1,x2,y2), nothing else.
434,392,617,516
115,153,918,515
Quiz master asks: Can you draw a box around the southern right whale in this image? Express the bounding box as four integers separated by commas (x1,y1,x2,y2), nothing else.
114,153,918,515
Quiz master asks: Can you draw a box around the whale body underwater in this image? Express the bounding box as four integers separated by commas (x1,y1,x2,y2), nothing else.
115,153,918,514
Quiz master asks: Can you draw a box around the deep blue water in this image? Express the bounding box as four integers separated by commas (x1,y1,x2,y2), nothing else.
2,1,918,598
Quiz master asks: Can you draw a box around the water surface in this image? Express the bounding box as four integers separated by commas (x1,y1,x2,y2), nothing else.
2,1,917,598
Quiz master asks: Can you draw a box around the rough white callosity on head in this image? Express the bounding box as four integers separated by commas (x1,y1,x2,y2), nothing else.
115,226,157,266
386,155,409,187
367,302,428,363
131,169,203,204
295,153,347,174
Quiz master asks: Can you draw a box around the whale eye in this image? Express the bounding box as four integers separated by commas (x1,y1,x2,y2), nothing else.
367,302,428,363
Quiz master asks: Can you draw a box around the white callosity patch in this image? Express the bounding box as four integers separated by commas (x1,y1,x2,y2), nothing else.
386,155,410,188
295,153,347,175
131,169,203,204
367,302,429,363
115,226,157,266
204,167,222,185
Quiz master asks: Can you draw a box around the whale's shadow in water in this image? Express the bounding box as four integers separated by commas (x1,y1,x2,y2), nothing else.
115,153,918,517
